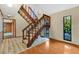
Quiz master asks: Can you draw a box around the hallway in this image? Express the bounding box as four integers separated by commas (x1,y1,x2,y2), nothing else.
0,4,79,54
20,39,79,54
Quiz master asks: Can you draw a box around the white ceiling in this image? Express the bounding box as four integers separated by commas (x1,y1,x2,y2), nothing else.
37,4,79,15
0,4,79,16
0,4,21,17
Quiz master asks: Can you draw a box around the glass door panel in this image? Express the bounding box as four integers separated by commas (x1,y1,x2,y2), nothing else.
63,15,72,41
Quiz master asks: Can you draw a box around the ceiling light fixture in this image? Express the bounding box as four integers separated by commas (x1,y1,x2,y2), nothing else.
7,4,13,7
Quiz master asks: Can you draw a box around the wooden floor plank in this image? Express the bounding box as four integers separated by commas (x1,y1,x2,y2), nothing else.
19,39,79,54
0,37,27,54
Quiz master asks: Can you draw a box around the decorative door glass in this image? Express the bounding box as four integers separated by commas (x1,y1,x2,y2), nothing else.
63,15,72,41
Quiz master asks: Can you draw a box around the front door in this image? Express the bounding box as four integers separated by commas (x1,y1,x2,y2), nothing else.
63,15,72,41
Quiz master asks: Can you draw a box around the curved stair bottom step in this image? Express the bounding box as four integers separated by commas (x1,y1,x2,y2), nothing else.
31,36,49,47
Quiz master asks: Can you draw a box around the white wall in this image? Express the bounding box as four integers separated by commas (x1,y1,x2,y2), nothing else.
15,14,28,37
37,4,79,15
50,6,79,45
28,4,46,19
0,10,3,43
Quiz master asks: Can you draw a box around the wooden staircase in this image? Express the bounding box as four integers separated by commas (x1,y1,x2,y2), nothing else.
18,4,50,47
18,4,38,24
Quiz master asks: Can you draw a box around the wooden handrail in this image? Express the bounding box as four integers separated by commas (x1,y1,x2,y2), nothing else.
23,15,44,32
22,14,50,47
23,23,33,31
28,7,38,20
18,5,36,24
18,4,50,47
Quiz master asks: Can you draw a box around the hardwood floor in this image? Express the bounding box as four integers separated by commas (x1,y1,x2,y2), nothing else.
0,36,48,54
0,37,27,54
19,39,79,54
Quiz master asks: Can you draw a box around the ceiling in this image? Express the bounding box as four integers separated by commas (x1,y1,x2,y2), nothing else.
37,4,79,15
0,4,21,17
0,4,79,17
